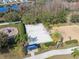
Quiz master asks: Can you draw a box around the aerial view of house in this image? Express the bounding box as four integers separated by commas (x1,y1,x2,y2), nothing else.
0,0,79,59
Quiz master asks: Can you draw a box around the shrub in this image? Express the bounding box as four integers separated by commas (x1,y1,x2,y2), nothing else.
65,40,78,45
45,42,56,47
52,32,61,42
21,14,36,24
0,32,8,48
3,12,20,22
12,45,25,57
70,15,79,23
0,13,4,17
66,0,79,2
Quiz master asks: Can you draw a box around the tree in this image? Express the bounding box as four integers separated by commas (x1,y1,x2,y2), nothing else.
52,31,61,42
52,31,63,48
70,15,79,23
0,32,8,49
21,14,36,24
72,48,79,59
65,0,79,2
0,13,4,17
3,12,20,22
51,9,67,24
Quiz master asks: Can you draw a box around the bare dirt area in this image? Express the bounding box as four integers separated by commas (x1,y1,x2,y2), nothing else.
0,53,23,59
51,25,79,42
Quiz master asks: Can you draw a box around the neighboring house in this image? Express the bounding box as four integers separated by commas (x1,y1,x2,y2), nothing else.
0,0,34,13
0,0,3,3
62,1,79,10
68,2,79,10
42,0,79,13
0,0,28,4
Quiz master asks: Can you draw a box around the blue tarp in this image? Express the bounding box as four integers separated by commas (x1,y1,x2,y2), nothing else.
11,4,19,11
0,4,19,13
0,7,8,12
24,44,39,51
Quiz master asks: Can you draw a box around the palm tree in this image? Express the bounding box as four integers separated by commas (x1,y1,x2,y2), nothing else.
72,48,79,59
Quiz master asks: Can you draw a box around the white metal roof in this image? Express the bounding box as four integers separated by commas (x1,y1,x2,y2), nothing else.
25,23,53,44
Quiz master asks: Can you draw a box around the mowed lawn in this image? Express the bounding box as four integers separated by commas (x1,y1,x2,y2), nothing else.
47,54,74,59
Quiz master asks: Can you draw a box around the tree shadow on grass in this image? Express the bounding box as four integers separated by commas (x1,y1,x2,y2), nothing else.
0,37,16,54
0,47,9,54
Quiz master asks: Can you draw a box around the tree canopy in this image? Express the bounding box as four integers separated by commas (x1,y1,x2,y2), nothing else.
0,32,8,49
3,12,20,22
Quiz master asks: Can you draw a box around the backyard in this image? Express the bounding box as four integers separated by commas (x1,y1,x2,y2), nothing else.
1,0,79,59
32,24,79,55
51,24,79,42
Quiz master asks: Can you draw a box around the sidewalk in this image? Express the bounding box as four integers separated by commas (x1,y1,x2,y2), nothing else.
24,46,79,59
0,21,21,26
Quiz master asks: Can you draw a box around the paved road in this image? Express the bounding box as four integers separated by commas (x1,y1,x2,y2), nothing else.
24,46,79,59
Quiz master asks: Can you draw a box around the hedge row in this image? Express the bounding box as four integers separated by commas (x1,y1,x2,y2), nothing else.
65,40,78,45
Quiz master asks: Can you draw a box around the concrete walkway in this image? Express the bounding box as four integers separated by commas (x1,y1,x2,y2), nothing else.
0,21,21,26
24,46,79,59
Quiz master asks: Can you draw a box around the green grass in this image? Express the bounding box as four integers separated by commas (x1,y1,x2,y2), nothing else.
17,23,27,41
